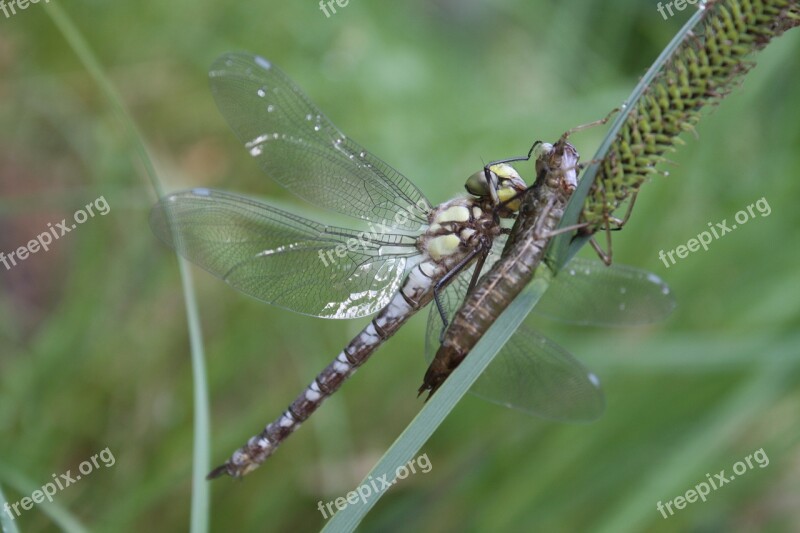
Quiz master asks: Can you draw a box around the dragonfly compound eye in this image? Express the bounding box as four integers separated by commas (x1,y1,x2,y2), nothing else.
465,169,494,197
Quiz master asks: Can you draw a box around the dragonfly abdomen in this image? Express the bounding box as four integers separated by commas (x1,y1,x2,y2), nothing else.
209,259,450,478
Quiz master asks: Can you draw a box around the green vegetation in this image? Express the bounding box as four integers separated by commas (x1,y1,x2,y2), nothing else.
582,0,799,235
0,0,798,531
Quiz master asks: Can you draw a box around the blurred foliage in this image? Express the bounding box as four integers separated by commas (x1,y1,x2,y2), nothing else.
0,0,798,532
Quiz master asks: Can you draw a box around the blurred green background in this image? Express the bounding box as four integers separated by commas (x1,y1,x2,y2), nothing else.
1,1,799,531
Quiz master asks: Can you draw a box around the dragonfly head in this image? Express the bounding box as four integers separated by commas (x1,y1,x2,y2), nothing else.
532,140,580,192
465,163,528,215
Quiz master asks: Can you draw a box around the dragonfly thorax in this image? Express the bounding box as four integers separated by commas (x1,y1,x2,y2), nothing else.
418,196,502,264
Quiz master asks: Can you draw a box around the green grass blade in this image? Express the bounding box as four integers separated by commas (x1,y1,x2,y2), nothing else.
44,3,162,196
0,482,20,533
180,262,212,532
44,5,211,532
322,278,551,532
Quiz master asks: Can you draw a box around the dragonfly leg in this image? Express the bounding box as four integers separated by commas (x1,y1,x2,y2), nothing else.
482,143,543,208
589,233,613,265
483,166,501,206
532,195,594,241
564,107,618,137
487,139,570,216
485,113,616,225
495,180,537,215
537,221,592,240
583,181,612,265
434,245,485,342
607,190,639,229
483,141,540,171
575,157,605,171
587,186,639,266
466,248,490,295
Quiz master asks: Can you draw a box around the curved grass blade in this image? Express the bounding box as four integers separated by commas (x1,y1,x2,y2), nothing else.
44,5,211,532
322,278,550,531
0,482,19,533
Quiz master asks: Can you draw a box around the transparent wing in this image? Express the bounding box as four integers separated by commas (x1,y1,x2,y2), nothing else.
468,327,604,421
151,188,420,319
534,257,676,326
208,53,432,230
424,274,604,421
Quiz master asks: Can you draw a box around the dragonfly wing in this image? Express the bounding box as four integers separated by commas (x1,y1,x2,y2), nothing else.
534,257,676,326
151,188,418,319
424,280,604,421
471,326,604,421
423,240,603,421
209,53,432,231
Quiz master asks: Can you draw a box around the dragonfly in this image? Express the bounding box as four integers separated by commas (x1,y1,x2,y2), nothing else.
421,133,673,404
150,52,675,479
